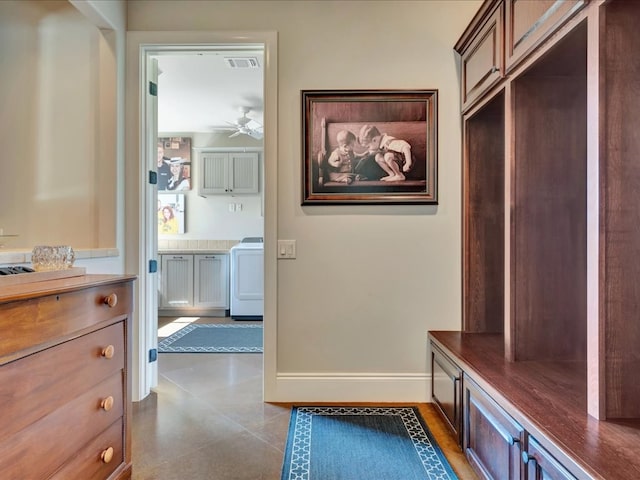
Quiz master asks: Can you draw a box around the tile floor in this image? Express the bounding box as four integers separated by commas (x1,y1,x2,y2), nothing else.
131,317,477,480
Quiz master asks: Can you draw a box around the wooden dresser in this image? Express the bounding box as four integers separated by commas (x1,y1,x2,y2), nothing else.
0,274,136,480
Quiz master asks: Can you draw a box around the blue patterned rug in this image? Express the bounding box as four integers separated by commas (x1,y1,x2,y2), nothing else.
158,324,262,353
281,406,458,480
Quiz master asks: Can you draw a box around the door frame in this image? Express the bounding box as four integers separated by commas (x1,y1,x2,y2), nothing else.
125,31,278,402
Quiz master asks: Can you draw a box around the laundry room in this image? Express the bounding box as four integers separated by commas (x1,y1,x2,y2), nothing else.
155,48,265,321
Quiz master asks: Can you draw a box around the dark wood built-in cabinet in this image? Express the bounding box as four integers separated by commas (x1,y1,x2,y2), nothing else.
430,1,640,479
0,274,135,480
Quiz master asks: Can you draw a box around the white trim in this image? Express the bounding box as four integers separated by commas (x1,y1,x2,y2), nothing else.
272,373,431,403
126,30,278,402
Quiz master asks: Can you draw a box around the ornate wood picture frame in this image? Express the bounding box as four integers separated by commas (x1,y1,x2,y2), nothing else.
302,90,438,205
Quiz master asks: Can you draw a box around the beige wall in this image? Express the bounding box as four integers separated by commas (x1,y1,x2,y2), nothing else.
0,1,119,250
128,0,481,400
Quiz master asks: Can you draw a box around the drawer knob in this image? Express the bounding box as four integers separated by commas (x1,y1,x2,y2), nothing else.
104,293,118,308
101,395,114,411
101,446,114,464
101,345,115,359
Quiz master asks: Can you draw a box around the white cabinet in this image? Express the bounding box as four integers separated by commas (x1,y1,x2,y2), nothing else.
160,253,229,312
194,254,228,308
198,151,259,195
160,254,193,309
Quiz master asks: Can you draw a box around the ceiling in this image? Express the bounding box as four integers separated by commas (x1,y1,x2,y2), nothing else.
155,50,264,134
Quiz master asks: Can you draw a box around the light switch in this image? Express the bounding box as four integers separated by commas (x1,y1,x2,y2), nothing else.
277,240,296,259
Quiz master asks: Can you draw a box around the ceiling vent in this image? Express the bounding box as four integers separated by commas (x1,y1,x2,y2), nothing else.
224,57,260,69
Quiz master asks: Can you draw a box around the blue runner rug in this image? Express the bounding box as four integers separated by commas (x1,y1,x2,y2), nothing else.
158,324,262,353
281,406,458,480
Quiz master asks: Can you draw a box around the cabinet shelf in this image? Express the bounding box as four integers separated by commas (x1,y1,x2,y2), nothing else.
443,1,640,478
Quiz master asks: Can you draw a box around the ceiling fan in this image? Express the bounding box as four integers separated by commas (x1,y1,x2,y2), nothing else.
218,107,263,140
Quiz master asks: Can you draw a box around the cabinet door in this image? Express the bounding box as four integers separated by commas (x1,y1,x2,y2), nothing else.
460,2,504,110
199,151,259,195
200,152,230,194
160,255,194,308
228,152,259,194
505,0,586,72
464,376,523,480
194,254,229,309
431,343,462,446
523,437,577,480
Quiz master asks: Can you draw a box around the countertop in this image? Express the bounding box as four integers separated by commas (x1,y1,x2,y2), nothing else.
158,249,229,255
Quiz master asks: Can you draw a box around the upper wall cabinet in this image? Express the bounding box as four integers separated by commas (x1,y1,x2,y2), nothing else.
455,0,504,110
505,0,587,72
198,151,259,195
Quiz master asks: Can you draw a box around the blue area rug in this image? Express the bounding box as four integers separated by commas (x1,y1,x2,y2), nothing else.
158,324,262,353
281,406,458,480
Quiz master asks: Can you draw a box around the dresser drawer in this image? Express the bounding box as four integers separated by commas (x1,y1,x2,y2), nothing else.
49,420,125,480
1,322,125,439
0,372,124,479
0,282,132,361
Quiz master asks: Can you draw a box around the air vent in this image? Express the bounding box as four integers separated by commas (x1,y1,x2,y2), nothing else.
224,57,260,69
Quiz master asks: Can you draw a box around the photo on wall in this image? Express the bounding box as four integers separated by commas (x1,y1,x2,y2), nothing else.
301,90,438,205
157,136,192,191
158,194,186,235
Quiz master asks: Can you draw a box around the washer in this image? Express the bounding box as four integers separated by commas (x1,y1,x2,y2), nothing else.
229,237,264,320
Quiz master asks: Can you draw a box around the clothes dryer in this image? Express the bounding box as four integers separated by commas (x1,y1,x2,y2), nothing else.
229,237,264,320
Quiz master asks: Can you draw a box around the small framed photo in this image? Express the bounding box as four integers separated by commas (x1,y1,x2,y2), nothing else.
157,136,192,191
158,193,186,235
302,90,438,205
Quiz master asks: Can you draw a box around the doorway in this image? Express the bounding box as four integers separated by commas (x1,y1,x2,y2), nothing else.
131,32,278,402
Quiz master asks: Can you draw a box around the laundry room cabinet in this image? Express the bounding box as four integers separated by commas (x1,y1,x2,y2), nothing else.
198,150,259,195
159,253,229,314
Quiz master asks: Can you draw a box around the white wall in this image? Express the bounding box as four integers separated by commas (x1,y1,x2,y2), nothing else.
127,0,481,401
158,131,264,242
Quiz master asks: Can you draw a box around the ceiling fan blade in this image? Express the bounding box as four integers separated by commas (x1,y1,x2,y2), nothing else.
229,131,242,138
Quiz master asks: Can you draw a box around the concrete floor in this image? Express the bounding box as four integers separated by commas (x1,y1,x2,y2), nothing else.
130,317,477,479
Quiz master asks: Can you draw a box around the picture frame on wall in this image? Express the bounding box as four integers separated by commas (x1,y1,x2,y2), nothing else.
158,136,192,191
302,89,438,205
158,193,186,235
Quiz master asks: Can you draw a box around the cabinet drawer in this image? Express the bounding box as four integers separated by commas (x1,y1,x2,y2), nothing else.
0,282,131,361
523,436,577,480
0,372,123,479
505,0,586,72
49,420,125,480
460,2,504,109
464,376,523,480
1,322,125,439
431,344,462,445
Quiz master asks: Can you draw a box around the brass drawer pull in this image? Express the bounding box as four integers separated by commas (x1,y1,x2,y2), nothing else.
103,293,118,308
101,345,115,359
101,446,114,464
101,396,114,411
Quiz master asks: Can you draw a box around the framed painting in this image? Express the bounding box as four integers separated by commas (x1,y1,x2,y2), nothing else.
158,193,186,235
158,136,192,191
302,90,438,205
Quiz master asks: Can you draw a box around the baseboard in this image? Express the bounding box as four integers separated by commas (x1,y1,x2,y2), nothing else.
268,372,431,403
